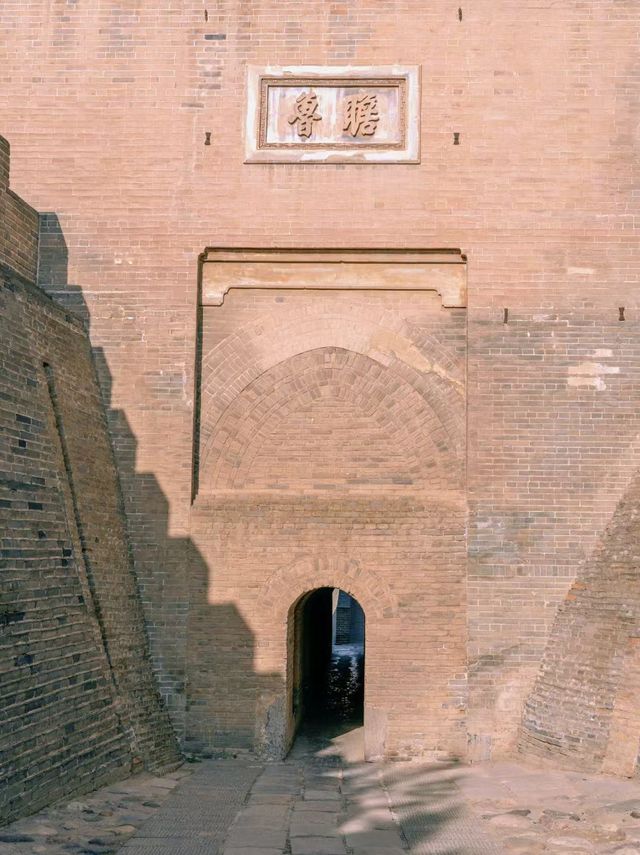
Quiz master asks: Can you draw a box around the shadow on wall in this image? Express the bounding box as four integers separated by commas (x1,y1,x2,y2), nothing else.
25,218,486,853
37,213,283,754
100,386,285,756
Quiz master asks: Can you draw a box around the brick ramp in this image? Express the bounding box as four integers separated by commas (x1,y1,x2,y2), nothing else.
120,760,262,855
383,762,505,855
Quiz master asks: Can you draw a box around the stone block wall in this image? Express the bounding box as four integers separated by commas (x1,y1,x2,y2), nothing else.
334,592,365,646
0,139,179,824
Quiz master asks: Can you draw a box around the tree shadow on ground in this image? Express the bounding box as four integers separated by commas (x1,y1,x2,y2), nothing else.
297,723,498,855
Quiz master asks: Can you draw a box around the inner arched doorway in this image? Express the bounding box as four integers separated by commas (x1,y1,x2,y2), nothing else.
287,587,365,750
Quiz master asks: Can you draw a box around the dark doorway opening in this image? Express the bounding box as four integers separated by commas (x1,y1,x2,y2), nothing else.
289,587,365,746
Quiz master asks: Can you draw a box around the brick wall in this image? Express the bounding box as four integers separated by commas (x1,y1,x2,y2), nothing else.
519,469,640,773
0,138,179,823
190,285,467,759
0,138,38,282
190,493,468,760
1,0,639,768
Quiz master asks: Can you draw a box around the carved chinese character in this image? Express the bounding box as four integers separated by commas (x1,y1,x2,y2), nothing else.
343,93,379,137
287,91,322,138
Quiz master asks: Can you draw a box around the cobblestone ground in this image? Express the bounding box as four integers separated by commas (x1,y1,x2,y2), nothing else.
0,766,193,854
458,760,640,855
5,737,640,854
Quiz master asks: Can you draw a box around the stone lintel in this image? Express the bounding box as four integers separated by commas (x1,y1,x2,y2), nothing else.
201,249,467,309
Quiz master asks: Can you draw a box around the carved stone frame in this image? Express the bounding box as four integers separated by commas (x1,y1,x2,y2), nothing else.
245,65,421,164
258,77,406,151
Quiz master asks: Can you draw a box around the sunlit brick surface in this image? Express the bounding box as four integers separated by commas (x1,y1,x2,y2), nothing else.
1,0,639,770
190,285,467,758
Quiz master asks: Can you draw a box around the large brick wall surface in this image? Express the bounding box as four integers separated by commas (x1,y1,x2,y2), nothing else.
1,0,639,767
190,286,467,759
0,140,179,823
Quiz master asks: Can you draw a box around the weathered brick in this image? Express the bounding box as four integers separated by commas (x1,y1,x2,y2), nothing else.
0,141,180,824
1,0,639,789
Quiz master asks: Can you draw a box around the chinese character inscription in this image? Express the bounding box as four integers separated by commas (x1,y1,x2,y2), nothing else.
287,91,322,138
287,90,380,141
248,67,419,163
343,93,380,137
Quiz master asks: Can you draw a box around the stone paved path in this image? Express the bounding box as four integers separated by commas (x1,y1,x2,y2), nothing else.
114,725,503,855
7,733,640,854
120,760,261,854
220,737,409,855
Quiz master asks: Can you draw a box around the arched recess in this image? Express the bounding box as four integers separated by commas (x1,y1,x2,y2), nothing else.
198,307,465,481
200,347,461,491
191,256,468,762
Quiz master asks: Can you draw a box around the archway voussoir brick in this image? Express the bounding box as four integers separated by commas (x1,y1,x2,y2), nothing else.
200,347,461,491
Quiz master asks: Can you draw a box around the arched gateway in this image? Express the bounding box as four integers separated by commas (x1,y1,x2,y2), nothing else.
287,588,366,751
188,249,468,760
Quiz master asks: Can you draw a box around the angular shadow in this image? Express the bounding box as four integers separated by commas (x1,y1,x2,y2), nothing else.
36,214,284,762
32,219,494,851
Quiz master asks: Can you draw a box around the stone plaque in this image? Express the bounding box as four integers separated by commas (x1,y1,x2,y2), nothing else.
245,66,420,164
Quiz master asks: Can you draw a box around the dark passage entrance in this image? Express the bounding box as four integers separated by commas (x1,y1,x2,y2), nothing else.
290,587,365,743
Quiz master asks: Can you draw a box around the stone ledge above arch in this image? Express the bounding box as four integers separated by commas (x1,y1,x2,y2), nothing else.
200,248,467,309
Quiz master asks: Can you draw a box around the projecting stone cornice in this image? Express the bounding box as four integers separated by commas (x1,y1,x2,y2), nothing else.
200,248,467,309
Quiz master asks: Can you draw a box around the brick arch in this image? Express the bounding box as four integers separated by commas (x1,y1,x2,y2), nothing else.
200,347,461,490
261,555,398,622
199,309,465,466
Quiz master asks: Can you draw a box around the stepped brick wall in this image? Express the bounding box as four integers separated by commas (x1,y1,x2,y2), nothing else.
0,138,179,824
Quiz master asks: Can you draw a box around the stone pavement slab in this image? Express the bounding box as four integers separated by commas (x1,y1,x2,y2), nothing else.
225,850,283,855
9,732,640,854
290,812,339,836
295,800,339,812
345,827,408,848
383,761,504,854
289,839,346,855
122,759,261,854
225,828,289,849
120,841,222,854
